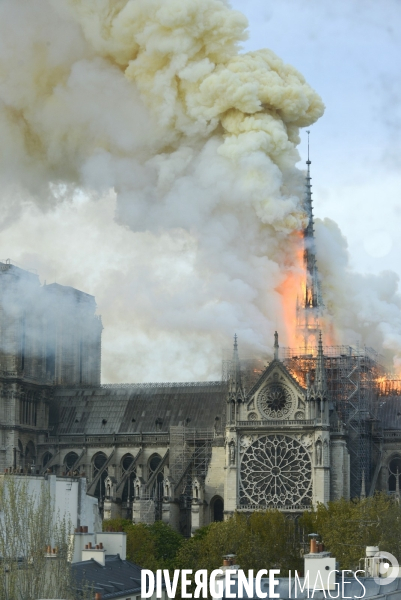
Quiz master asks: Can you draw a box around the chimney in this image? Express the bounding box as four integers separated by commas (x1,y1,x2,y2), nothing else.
304,534,336,591
309,533,318,554
95,532,127,560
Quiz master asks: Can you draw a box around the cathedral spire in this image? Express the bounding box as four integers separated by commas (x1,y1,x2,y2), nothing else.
296,131,324,346
304,131,323,309
229,334,244,403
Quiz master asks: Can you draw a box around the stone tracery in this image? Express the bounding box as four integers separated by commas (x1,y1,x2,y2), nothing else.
258,384,293,419
239,434,312,508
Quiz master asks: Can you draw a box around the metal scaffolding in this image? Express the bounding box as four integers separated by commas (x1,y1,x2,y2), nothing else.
222,344,387,499
282,344,384,498
169,426,215,534
169,426,215,490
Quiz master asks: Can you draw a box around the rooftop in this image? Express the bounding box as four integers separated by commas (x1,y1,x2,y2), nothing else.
71,555,149,599
53,382,226,435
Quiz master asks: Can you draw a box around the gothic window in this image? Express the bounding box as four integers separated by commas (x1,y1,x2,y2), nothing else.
121,453,136,503
93,452,107,475
239,435,312,509
64,451,79,471
257,384,293,419
388,456,401,492
148,454,163,520
42,452,53,468
93,452,108,501
148,454,162,476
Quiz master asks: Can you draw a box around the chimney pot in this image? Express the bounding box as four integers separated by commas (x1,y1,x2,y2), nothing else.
95,594,102,600
99,542,103,549
308,533,319,554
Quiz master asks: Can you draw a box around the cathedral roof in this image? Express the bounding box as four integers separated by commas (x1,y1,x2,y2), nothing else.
378,395,401,431
53,382,226,435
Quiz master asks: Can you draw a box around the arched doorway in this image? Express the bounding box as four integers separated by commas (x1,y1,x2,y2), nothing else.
210,496,224,522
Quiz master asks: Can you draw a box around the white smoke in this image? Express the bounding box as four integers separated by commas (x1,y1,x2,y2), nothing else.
315,218,401,369
0,0,399,381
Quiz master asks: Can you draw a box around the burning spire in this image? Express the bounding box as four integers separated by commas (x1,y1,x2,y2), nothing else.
296,131,325,348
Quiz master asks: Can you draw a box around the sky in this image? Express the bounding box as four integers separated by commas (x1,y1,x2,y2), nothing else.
1,0,400,382
229,0,401,274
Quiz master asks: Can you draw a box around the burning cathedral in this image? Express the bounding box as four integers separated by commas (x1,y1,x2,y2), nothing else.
1,156,401,537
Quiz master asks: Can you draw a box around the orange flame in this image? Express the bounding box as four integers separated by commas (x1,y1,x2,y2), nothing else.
276,232,305,348
275,230,336,349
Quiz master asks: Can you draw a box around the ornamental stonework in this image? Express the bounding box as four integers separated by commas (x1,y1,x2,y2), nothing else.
257,383,294,419
239,434,312,509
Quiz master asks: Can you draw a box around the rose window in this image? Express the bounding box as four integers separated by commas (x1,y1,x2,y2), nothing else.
258,384,293,418
239,435,312,508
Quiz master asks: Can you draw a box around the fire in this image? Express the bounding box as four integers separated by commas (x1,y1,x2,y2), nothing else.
276,227,337,350
376,376,401,396
276,232,305,348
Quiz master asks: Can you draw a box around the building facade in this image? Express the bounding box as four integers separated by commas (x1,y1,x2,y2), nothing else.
0,260,102,474
2,257,401,536
2,150,401,537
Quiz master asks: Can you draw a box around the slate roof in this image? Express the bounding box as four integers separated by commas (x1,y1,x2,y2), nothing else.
379,396,401,431
71,555,154,599
53,382,226,435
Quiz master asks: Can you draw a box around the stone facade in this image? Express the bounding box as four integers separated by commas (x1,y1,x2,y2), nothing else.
2,261,401,536
0,261,102,472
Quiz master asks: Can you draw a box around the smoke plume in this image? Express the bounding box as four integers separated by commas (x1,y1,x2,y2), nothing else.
0,0,400,381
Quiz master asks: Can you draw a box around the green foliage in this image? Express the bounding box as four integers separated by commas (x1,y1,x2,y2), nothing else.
175,511,302,574
300,493,401,569
102,495,401,579
150,520,184,568
103,518,183,569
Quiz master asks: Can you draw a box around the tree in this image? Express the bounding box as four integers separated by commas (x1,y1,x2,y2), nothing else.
0,474,90,600
102,518,183,570
300,493,401,569
175,511,303,574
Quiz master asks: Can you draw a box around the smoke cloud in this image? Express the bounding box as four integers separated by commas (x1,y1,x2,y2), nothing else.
0,0,399,381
